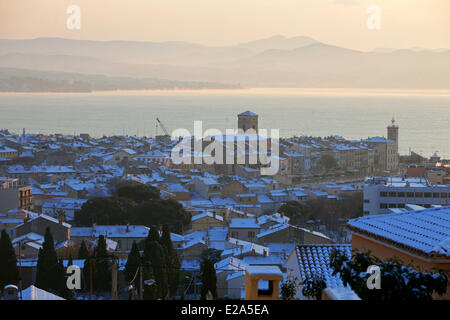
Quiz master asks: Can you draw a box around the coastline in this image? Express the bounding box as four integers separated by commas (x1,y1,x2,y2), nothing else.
0,87,450,98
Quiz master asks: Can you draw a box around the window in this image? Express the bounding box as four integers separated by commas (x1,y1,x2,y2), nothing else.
441,193,448,198
398,204,405,208
248,231,255,239
389,192,396,197
380,203,388,209
407,192,414,197
398,192,405,197
380,192,388,197
433,193,440,198
257,280,273,296
424,192,432,198
388,203,396,208
415,192,423,198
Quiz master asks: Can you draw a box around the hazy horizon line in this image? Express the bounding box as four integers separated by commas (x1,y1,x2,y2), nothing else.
1,35,448,53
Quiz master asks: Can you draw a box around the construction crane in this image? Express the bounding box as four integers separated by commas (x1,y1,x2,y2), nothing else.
156,117,170,136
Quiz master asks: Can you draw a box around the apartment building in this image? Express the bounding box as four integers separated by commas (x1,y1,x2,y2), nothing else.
0,177,33,212
363,176,450,215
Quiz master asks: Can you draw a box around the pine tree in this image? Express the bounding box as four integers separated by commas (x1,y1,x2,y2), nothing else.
78,240,89,259
200,258,217,300
35,227,60,294
0,230,19,291
160,224,180,298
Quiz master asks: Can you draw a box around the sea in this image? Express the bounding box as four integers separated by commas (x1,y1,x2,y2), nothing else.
0,88,449,158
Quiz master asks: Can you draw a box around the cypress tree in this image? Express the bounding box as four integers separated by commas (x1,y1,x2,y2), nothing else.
35,227,60,294
148,226,160,242
160,224,180,298
149,240,168,299
200,258,217,300
78,240,89,260
0,230,19,291
57,258,73,300
142,230,168,299
124,241,141,299
124,242,140,282
92,235,111,292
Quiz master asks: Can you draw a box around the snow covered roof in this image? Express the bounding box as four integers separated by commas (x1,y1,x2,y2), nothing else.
238,111,258,117
215,257,249,274
71,225,149,238
348,206,450,258
191,212,224,222
20,285,65,300
295,244,352,288
229,218,260,229
15,213,71,229
245,265,283,277
180,258,201,271
256,223,290,238
222,238,269,258
121,148,137,155
361,136,394,143
242,255,283,266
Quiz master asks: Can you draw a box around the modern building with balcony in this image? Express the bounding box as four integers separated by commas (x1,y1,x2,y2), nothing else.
0,177,33,212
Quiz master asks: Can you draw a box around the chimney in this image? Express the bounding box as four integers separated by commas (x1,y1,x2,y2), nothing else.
126,223,130,233
59,215,65,224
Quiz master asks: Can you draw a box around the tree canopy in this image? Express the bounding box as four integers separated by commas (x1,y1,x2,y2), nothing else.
278,201,309,226
330,250,449,300
115,181,160,203
74,197,133,226
74,193,191,234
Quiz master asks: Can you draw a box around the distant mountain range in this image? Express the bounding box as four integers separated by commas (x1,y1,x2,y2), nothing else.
0,67,240,92
0,36,448,91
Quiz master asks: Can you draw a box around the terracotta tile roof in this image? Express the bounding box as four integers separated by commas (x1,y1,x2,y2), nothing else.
347,207,450,259
295,244,352,288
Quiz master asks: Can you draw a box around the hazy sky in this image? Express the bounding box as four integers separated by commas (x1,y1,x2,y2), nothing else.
0,0,449,51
